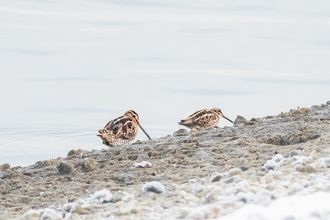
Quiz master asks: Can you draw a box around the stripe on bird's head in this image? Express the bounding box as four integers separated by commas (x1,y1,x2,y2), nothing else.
124,110,140,121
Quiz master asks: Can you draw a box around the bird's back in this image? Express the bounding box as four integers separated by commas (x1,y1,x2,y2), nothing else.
179,109,219,128
98,116,138,146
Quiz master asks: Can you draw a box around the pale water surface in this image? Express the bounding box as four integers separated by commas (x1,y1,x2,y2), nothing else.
1,0,330,166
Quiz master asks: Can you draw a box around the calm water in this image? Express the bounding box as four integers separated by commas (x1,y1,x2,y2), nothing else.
1,1,330,166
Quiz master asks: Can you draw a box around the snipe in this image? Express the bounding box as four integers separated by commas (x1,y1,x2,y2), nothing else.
179,108,233,129
98,110,151,146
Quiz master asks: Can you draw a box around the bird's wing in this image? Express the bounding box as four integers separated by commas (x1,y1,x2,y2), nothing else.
193,112,218,127
115,119,137,140
179,109,207,125
185,109,207,120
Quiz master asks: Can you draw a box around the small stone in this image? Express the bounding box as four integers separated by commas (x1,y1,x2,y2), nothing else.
0,163,10,172
133,161,152,168
132,140,142,145
192,185,204,195
130,209,138,214
22,210,40,220
203,193,215,204
68,149,88,157
190,128,204,137
222,175,241,184
234,115,247,125
112,191,125,203
264,160,279,171
296,164,318,173
210,172,226,182
40,208,62,220
173,129,189,137
160,199,172,209
144,146,152,152
142,181,165,194
129,155,138,161
74,206,87,215
89,189,113,203
227,168,243,177
245,121,256,126
189,178,198,185
67,150,77,157
34,160,58,169
81,159,98,172
57,162,75,175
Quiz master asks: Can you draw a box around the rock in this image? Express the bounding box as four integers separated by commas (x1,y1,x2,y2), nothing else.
245,121,256,126
40,208,62,220
221,175,241,184
33,160,58,169
190,128,205,137
291,107,310,115
21,210,40,220
0,163,10,172
67,149,77,157
227,168,243,177
57,162,75,175
189,178,198,185
144,146,152,152
133,161,152,168
81,159,98,172
67,149,88,157
132,140,142,145
295,164,318,173
173,129,189,137
129,154,138,161
210,172,226,182
160,199,172,209
112,191,125,203
74,206,87,215
142,181,165,194
192,185,204,195
234,115,247,125
89,189,113,204
203,193,215,204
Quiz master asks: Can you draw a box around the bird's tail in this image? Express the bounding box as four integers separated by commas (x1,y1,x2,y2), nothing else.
97,129,105,137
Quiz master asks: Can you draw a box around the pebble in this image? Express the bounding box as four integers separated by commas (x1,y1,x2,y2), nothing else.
57,162,75,175
173,128,189,137
234,115,247,125
142,181,165,194
0,163,10,172
211,171,226,182
81,158,98,172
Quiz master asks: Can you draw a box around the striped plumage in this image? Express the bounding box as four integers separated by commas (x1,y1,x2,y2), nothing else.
98,110,151,146
179,108,233,129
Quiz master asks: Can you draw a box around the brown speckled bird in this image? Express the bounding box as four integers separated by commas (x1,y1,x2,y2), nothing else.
179,108,233,129
98,110,151,146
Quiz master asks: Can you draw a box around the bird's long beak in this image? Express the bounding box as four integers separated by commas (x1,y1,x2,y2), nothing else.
137,122,152,140
223,116,234,123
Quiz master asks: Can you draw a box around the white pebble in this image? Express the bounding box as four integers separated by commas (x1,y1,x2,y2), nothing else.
133,161,152,168
40,208,62,220
88,189,113,204
142,181,165,194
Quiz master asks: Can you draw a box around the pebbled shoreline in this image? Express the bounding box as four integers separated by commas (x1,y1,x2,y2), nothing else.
1,101,330,219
